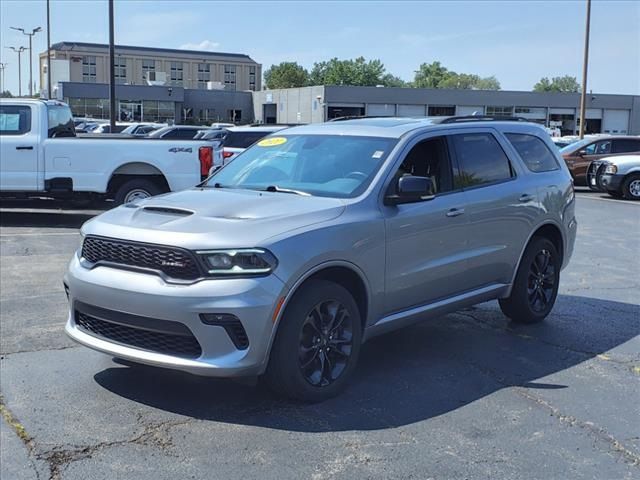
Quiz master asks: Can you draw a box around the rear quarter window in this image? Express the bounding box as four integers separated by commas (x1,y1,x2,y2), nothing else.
224,131,270,148
0,105,31,135
505,133,559,172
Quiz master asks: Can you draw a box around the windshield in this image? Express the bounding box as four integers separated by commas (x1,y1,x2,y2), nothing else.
559,138,591,154
207,134,397,198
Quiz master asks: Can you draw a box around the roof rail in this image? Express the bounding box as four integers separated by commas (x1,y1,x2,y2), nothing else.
438,115,529,124
327,115,388,122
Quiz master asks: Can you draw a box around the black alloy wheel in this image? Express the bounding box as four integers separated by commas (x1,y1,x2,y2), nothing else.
298,300,354,387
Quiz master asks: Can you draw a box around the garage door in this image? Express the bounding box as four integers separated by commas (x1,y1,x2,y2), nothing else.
397,104,426,117
367,104,396,116
602,109,630,134
456,105,484,116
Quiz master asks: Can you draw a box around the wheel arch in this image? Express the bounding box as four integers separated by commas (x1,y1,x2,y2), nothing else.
107,162,170,196
507,221,564,295
266,261,372,361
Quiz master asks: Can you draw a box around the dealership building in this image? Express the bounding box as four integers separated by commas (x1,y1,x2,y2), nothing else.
41,42,260,123
253,86,640,135
40,42,640,134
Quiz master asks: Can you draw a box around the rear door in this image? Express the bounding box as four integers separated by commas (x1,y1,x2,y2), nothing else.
0,104,39,191
448,129,534,288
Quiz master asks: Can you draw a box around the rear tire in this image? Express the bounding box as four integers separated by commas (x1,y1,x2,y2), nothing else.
500,237,560,324
621,174,640,201
265,280,362,402
113,178,162,205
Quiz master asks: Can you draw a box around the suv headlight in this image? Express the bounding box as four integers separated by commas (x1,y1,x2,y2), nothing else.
197,248,277,276
604,164,618,174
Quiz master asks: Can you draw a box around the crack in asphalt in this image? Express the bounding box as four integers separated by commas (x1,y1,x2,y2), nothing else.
1,344,81,358
515,389,640,467
452,310,637,366
0,395,193,480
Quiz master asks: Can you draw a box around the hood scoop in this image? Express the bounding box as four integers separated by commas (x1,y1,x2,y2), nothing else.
141,206,194,216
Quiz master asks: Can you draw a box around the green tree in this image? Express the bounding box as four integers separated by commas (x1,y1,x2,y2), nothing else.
263,62,309,89
380,73,407,87
474,75,501,90
413,61,451,89
413,62,501,90
0,90,13,98
533,76,581,93
309,57,387,86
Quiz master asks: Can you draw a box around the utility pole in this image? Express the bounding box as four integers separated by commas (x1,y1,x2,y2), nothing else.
108,0,116,129
578,0,591,139
0,63,7,93
6,46,26,96
10,26,42,97
46,0,52,98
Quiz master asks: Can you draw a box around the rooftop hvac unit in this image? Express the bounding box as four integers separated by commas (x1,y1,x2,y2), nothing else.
207,81,225,90
146,71,167,86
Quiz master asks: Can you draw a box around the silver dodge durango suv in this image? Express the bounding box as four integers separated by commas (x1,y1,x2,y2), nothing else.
65,116,577,402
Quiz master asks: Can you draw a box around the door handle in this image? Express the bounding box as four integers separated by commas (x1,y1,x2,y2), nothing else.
446,208,465,217
519,194,534,202
16,146,34,150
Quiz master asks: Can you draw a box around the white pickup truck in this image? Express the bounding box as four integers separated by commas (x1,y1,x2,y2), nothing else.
0,99,215,204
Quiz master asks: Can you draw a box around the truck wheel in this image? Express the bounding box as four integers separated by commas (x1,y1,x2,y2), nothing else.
499,237,560,324
265,279,362,402
621,174,640,201
114,179,162,205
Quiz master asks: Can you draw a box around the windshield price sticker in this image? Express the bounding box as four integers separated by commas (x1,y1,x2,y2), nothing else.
372,150,384,159
258,137,287,147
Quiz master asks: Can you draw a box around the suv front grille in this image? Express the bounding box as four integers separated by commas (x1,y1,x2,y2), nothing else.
81,236,202,280
75,310,202,359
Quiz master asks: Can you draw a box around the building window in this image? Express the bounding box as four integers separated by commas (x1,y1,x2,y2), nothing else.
486,106,514,117
142,59,155,82
224,64,236,90
114,58,127,84
170,61,183,86
249,66,256,91
82,56,96,83
428,105,455,116
67,98,110,119
197,63,210,89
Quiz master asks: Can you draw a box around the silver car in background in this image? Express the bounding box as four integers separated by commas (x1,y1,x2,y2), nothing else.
64,117,577,402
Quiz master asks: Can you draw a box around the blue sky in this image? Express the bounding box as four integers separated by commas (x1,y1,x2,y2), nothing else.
0,0,638,95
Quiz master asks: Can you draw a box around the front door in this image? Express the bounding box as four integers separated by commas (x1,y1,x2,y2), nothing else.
383,135,472,314
566,138,612,184
0,104,39,191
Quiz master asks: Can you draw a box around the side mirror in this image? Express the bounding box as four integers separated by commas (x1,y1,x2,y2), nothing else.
385,175,436,206
578,149,587,156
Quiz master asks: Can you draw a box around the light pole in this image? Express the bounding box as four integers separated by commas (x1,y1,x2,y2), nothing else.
578,0,591,139
46,0,52,98
108,0,116,130
0,62,7,93
10,26,42,97
6,46,26,96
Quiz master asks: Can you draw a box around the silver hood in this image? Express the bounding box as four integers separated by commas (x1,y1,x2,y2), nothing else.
82,188,346,249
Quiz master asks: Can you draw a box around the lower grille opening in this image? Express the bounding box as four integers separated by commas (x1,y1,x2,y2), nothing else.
75,311,202,359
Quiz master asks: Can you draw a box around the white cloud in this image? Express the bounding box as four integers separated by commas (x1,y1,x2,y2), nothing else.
179,40,222,52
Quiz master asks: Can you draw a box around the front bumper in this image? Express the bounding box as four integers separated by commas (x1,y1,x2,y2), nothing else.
600,173,624,192
64,254,286,377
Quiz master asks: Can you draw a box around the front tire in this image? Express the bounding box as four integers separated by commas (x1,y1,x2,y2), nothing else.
621,174,640,201
500,237,560,324
265,280,362,402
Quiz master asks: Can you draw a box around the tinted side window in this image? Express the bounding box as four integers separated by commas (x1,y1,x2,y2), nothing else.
505,133,559,172
450,133,513,188
392,137,454,194
224,132,269,148
595,140,612,154
612,139,640,153
0,105,31,135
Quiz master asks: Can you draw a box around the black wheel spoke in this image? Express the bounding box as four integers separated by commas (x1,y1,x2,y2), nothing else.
298,299,354,388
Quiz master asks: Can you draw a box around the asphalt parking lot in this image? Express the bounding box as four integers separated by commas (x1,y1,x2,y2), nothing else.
1,190,638,480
